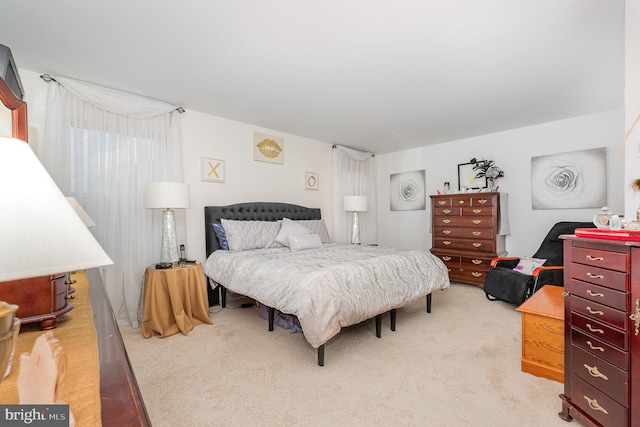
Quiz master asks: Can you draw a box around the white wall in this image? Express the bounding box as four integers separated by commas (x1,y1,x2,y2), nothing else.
18,69,334,264
625,0,640,218
377,109,625,256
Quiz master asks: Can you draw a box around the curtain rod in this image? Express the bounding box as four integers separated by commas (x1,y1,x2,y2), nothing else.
332,144,375,157
39,74,185,114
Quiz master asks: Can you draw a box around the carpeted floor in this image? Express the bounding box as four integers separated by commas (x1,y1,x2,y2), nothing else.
120,283,570,426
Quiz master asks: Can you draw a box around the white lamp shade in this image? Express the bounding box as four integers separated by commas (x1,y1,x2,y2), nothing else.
0,137,113,282
65,197,96,227
145,182,190,209
344,195,368,212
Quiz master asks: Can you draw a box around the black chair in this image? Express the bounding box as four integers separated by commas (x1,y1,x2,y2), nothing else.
484,221,595,305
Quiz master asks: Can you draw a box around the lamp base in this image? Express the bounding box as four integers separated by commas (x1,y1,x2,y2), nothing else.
351,211,361,245
161,209,179,263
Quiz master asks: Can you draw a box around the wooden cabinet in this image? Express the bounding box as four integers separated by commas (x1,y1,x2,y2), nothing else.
430,192,506,287
559,236,640,427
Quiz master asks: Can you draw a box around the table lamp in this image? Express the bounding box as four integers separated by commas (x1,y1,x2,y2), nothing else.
0,136,113,387
65,197,96,228
145,182,191,263
344,195,368,245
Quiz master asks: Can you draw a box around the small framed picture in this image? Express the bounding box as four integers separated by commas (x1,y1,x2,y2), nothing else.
457,162,486,190
253,132,284,164
305,172,319,190
201,157,225,182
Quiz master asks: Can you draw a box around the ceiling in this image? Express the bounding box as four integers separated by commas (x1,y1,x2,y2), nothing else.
0,0,625,154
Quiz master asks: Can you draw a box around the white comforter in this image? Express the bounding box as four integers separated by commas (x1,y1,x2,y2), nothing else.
203,244,450,348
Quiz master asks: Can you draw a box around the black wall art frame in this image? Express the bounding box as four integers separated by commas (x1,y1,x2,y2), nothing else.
457,162,487,191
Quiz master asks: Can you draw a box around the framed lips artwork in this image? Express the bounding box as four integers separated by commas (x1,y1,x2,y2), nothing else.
253,132,284,164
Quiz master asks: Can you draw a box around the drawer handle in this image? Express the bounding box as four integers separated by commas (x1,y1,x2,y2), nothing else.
586,307,604,316
472,220,481,224
630,298,640,336
478,199,488,204
472,243,482,248
443,230,451,235
442,219,451,224
472,231,481,236
472,259,482,265
586,324,604,334
583,396,609,414
438,200,447,205
586,272,605,279
442,256,452,261
586,255,605,261
583,364,609,381
586,290,604,298
562,291,569,297
443,241,451,245
459,200,465,204
473,209,482,214
586,341,604,352
443,209,452,214
471,272,482,277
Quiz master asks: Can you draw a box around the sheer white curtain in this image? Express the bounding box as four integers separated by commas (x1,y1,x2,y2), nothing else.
331,145,377,244
42,77,183,327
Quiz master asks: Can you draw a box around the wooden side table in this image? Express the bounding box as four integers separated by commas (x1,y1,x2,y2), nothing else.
516,284,565,383
141,263,213,338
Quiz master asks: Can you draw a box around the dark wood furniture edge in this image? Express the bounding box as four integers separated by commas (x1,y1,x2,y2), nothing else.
0,77,28,141
87,268,151,427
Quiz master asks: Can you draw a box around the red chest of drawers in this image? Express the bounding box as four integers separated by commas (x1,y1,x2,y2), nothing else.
559,236,640,427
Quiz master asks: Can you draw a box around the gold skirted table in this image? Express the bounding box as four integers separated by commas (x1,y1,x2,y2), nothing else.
0,270,102,426
141,263,213,338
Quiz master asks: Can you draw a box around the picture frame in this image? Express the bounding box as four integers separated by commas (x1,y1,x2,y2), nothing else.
201,157,225,182
457,162,486,191
253,132,284,164
305,172,319,190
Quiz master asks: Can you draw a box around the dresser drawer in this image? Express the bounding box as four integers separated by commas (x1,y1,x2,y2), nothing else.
433,207,460,216
433,198,452,207
572,328,629,370
572,344,629,404
572,246,628,272
434,238,492,252
454,267,487,286
434,227,493,239
571,295,628,331
570,375,628,427
568,279,627,311
571,312,628,351
462,206,495,216
435,216,494,228
470,196,494,207
461,255,493,269
570,262,628,292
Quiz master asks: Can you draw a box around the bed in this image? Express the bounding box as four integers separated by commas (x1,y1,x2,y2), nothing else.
203,202,450,365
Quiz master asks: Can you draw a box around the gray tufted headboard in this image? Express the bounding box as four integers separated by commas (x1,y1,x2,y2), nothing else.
204,202,322,258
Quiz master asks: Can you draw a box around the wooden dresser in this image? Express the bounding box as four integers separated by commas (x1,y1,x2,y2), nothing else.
559,236,639,427
430,192,506,287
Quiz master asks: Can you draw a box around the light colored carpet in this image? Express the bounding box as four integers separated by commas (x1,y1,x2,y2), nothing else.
120,283,570,427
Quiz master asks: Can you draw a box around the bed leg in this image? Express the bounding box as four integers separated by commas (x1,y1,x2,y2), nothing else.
221,286,227,308
268,307,274,331
317,345,325,366
390,309,396,331
375,314,382,338
426,293,432,313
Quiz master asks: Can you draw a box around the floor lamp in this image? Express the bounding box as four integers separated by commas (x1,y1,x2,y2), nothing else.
344,195,368,245
145,182,191,263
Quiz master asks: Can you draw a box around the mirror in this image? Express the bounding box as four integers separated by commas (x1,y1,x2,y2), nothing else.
0,77,27,141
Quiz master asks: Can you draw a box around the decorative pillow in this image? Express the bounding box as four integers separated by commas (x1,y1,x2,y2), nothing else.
295,219,332,243
513,257,547,275
289,233,323,251
221,219,282,251
212,223,229,250
276,218,312,247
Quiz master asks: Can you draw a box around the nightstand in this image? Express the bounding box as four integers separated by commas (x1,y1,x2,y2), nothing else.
141,263,212,338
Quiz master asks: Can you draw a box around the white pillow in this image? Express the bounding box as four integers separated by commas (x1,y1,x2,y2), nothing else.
513,257,547,275
221,219,282,251
289,234,323,251
275,218,312,247
295,219,332,243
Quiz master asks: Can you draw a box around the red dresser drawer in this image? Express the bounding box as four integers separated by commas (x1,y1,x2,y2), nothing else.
571,246,628,272
572,328,629,369
570,375,628,427
433,198,452,207
572,344,629,404
568,279,628,312
434,238,492,252
570,263,628,292
434,227,493,239
462,206,494,216
571,295,628,331
433,207,460,216
571,312,628,351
